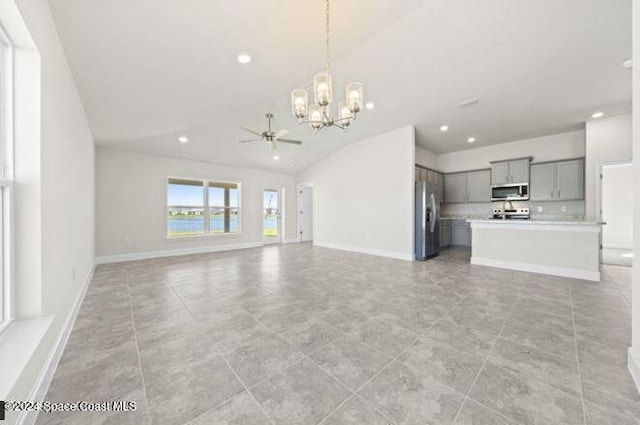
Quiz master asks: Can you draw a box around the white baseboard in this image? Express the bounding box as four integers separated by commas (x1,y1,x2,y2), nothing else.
603,243,633,250
95,242,263,265
283,238,299,244
19,265,95,425
628,347,640,395
470,257,600,282
313,240,413,261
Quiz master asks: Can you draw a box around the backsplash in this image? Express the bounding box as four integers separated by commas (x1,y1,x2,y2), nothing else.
440,200,585,220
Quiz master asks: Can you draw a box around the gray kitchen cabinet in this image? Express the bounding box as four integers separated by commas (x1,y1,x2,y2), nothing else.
556,160,584,200
451,220,471,247
491,158,530,185
491,162,510,185
530,163,555,201
444,173,466,203
439,220,451,247
444,170,490,203
509,159,530,183
465,170,491,203
530,159,584,201
415,167,445,201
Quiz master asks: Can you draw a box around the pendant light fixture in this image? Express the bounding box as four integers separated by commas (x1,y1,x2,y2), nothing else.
290,0,364,132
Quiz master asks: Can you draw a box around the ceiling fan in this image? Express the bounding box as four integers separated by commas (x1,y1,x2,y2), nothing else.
239,113,303,149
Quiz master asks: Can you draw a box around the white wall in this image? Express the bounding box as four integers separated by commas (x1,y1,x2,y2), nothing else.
297,125,415,260
630,0,640,393
602,163,633,249
585,114,632,219
7,0,96,421
96,148,297,261
415,145,437,169
436,130,585,173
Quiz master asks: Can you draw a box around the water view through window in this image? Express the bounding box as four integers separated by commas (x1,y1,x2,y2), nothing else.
167,178,240,237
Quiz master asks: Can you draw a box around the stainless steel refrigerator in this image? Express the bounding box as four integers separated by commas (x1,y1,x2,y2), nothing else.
415,181,439,260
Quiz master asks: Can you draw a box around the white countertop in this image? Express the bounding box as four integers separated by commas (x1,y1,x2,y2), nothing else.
466,218,604,226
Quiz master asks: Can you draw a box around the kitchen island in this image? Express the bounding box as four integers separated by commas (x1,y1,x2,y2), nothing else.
466,219,603,281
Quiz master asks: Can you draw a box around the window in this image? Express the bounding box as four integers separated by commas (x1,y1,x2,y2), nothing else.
167,178,240,237
0,29,13,329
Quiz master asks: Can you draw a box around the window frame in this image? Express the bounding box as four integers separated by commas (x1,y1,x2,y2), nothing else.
166,177,241,239
0,26,15,332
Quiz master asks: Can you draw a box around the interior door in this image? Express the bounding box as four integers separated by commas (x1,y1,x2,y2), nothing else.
298,186,313,242
263,189,281,244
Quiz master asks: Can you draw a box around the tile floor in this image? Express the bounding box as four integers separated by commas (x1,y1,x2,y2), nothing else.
35,245,638,425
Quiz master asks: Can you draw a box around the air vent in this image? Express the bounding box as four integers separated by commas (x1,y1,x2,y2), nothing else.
457,98,479,108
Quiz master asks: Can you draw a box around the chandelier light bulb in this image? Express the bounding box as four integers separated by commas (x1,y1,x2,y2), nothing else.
339,100,353,129
346,82,364,114
309,104,323,130
313,72,332,107
291,89,308,120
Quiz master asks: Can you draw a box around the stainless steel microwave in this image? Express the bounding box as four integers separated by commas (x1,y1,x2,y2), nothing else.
491,183,529,201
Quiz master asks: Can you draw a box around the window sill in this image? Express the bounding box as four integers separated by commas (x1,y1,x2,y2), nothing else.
0,316,54,399
165,232,242,241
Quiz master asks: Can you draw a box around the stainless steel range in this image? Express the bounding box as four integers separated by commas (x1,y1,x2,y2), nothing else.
492,206,530,220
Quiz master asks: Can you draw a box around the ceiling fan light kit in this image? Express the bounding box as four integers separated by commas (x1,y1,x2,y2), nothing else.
290,0,364,132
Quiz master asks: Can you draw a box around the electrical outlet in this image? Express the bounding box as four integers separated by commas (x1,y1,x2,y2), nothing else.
537,206,543,212
125,235,131,244
561,206,567,212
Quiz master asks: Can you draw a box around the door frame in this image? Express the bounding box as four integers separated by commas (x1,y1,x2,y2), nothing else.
595,159,633,262
263,187,283,244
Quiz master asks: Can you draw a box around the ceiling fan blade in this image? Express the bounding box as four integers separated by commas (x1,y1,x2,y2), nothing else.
238,139,262,143
274,128,289,139
241,127,263,137
276,138,303,145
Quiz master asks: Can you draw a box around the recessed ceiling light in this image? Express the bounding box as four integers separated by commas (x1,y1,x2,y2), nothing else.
622,59,633,69
273,155,280,160
467,137,476,143
440,125,449,132
237,53,251,64
178,136,189,143
591,111,604,119
365,102,375,110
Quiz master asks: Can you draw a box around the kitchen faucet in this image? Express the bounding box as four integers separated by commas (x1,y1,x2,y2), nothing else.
502,200,514,219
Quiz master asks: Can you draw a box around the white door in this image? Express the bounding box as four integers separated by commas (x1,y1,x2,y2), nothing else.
600,162,633,266
263,189,281,244
298,186,313,242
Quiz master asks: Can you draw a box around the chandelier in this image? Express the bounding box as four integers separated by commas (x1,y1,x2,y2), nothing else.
290,0,364,132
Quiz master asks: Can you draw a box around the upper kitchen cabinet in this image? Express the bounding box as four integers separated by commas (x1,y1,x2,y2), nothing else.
530,162,555,201
490,158,531,185
415,166,444,201
530,159,584,201
466,170,491,202
491,162,510,185
444,173,466,203
556,159,584,200
444,169,490,203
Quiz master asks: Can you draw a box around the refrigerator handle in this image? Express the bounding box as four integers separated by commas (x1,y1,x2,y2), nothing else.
430,193,437,233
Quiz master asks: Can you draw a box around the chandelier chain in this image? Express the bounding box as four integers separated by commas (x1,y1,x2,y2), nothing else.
325,0,330,73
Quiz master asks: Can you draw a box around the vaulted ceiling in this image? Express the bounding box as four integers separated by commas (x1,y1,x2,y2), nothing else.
48,0,632,173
